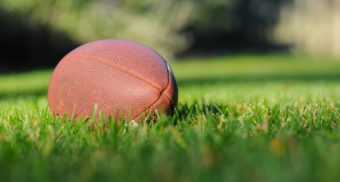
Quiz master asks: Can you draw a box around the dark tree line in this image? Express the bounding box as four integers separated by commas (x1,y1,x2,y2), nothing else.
0,8,77,72
0,0,292,71
181,0,291,55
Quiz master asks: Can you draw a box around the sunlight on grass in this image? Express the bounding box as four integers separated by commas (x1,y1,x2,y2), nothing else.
0,54,339,182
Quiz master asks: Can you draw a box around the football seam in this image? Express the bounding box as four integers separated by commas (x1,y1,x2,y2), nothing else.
65,55,164,91
131,64,171,120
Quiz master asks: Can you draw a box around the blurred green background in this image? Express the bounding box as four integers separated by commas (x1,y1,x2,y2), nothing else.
2,0,340,71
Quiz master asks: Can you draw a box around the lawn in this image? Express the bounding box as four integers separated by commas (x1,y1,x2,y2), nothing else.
0,54,339,182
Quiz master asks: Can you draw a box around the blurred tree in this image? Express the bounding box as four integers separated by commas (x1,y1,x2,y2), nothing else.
182,0,290,55
0,0,192,58
0,0,295,71
275,0,340,58
0,8,77,71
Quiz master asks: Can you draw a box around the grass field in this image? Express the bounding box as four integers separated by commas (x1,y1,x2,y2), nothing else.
0,54,339,182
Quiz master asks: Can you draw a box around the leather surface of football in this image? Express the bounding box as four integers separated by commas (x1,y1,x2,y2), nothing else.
48,39,178,121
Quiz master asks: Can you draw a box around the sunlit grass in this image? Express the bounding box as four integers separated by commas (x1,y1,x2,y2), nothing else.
0,54,339,181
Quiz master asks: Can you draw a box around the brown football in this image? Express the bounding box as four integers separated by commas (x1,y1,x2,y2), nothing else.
48,39,178,121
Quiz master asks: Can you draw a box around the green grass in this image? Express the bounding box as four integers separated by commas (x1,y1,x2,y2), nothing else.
0,54,339,182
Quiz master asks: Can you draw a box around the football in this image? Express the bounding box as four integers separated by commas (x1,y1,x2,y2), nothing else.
48,39,178,121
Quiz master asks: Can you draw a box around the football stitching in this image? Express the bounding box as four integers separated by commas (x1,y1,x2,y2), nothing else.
65,55,163,91
131,63,171,120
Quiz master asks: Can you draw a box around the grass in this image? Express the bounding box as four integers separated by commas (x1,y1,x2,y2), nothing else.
0,54,339,182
